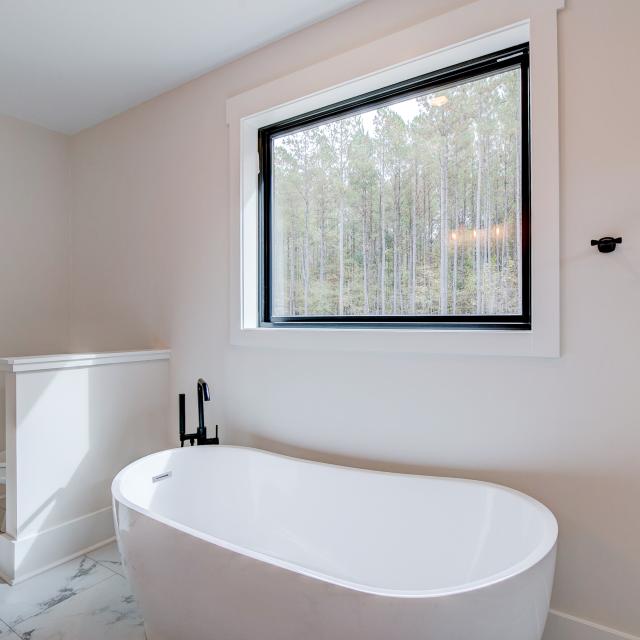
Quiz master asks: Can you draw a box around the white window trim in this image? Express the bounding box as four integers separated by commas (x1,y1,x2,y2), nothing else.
227,0,563,357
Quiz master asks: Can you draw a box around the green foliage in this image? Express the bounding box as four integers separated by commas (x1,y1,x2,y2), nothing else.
271,68,523,317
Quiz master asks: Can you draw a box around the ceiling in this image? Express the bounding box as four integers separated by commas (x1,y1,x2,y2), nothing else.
0,0,363,134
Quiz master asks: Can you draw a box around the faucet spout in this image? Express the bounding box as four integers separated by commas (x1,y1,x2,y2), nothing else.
197,378,211,437
198,378,211,402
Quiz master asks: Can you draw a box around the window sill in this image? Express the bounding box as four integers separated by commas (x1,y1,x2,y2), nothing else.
230,325,556,358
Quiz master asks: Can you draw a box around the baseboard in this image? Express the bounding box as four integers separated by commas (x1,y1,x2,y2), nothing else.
545,610,640,640
0,506,115,584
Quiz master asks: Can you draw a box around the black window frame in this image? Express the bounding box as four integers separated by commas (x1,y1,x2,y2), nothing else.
258,43,531,330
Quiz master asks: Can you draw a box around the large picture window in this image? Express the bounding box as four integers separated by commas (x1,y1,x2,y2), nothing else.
259,44,530,329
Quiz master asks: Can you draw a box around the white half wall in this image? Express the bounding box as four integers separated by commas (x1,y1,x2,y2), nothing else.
0,351,171,582
67,0,640,636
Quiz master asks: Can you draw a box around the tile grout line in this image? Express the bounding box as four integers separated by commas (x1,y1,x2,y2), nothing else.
89,557,126,578
0,613,21,640
6,625,21,640
3,557,119,635
5,573,120,639
82,557,147,639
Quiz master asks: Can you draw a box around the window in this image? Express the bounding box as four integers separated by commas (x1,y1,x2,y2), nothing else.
258,44,530,330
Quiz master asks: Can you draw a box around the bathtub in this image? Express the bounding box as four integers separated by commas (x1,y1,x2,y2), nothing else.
112,446,557,640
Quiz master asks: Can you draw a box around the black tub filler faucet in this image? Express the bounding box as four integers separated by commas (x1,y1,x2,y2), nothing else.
179,378,220,446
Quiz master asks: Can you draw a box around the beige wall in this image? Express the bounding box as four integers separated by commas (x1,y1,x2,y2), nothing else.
0,114,71,458
0,115,71,357
68,0,640,635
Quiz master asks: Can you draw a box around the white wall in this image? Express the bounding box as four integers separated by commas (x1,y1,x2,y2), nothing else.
68,0,640,636
0,115,71,357
0,114,72,460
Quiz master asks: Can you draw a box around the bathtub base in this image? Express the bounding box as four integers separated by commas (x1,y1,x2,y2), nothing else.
117,505,555,640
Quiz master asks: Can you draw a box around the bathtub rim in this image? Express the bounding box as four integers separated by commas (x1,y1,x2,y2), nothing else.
111,445,558,599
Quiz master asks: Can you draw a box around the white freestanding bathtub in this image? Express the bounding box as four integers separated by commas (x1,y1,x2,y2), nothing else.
112,446,557,640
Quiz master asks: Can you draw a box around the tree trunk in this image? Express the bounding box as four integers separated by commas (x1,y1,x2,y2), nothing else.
288,234,295,315
338,123,347,315
515,130,523,312
485,176,493,314
410,158,417,314
378,149,386,315
439,139,449,314
426,177,434,313
392,172,400,314
475,140,483,314
452,229,458,314
303,198,310,315
362,199,369,314
338,206,344,315
319,203,326,287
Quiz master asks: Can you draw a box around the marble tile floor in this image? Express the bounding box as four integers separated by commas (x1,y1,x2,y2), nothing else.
0,542,146,639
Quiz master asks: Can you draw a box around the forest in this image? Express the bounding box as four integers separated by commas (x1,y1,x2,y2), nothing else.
271,67,523,318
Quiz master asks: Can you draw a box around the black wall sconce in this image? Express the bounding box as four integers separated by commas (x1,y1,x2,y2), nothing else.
591,237,622,253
